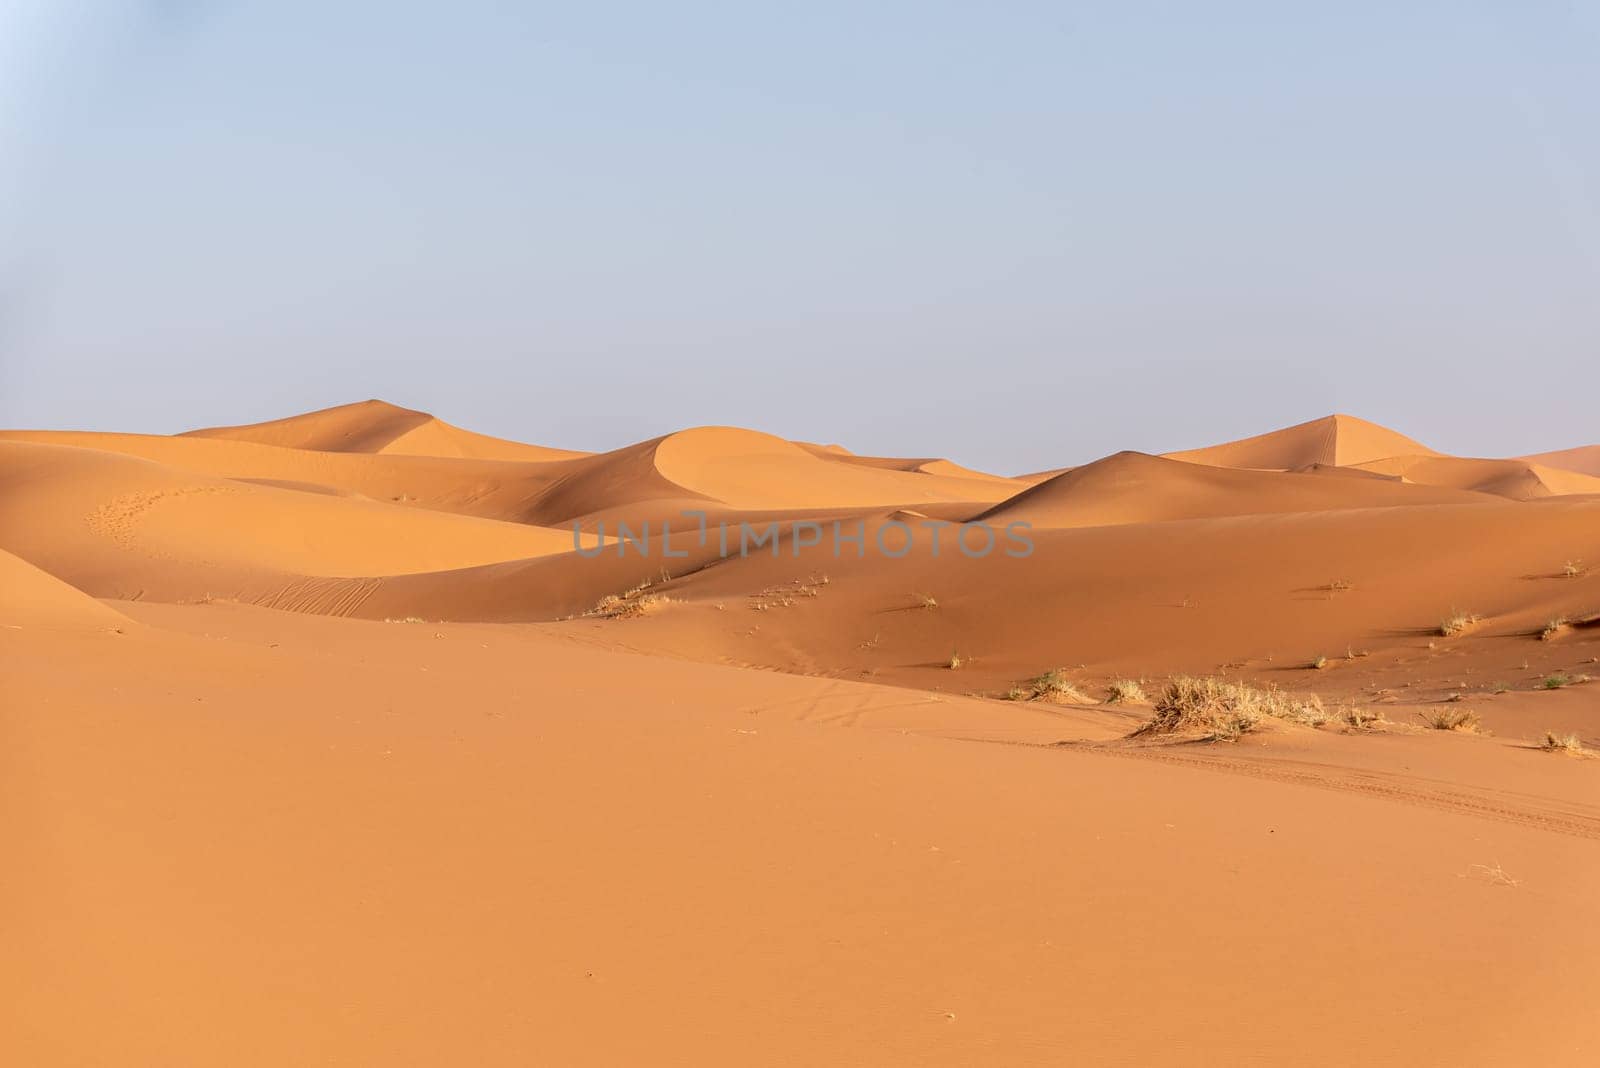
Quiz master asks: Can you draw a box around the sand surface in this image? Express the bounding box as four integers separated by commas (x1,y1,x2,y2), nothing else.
4,400,1597,1065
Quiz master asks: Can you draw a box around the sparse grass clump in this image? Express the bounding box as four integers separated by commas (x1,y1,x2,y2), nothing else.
1540,731,1583,755
1439,611,1481,637
1104,678,1149,705
1542,673,1573,690
947,650,964,670
588,581,671,619
1564,560,1583,578
1541,617,1570,641
1310,655,1329,670
1417,707,1481,732
916,592,939,610
384,616,427,624
1004,668,1092,704
1130,676,1327,741
1342,704,1387,730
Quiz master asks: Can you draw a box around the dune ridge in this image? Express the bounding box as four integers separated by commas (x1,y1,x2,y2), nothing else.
1521,444,1600,478
975,449,1490,529
1164,413,1435,470
184,398,590,462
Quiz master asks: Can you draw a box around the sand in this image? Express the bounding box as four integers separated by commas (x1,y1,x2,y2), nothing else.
4,399,1597,1066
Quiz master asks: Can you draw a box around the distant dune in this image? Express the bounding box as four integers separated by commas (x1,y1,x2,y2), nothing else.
976,449,1487,528
1519,443,1600,478
184,398,591,462
1164,413,1435,469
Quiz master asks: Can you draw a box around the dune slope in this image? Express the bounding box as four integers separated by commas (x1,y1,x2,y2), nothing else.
0,442,577,601
4,604,1597,1066
1165,413,1435,470
8,400,1600,1067
976,450,1488,528
0,549,128,628
1521,444,1600,478
184,398,589,462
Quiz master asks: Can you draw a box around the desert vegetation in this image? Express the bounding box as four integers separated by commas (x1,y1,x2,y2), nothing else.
589,582,670,619
1004,668,1092,704
1540,731,1583,755
1417,707,1481,732
1130,676,1329,741
1104,678,1148,704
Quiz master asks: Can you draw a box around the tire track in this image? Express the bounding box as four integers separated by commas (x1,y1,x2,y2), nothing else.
252,577,383,617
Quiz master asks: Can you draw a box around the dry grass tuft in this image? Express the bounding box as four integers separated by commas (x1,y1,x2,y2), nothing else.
1341,704,1387,730
384,616,428,624
1417,707,1481,732
1104,678,1149,704
1130,676,1327,741
1542,673,1573,690
916,592,939,610
1310,655,1329,670
1564,559,1584,578
588,581,671,619
947,650,964,670
1540,731,1583,755
1541,617,1570,641
1439,610,1481,637
1005,668,1093,704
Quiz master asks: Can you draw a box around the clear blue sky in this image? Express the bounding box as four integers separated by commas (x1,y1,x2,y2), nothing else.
3,1,1597,472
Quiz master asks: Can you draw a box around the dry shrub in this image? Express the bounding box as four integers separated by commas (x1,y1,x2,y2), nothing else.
1131,676,1327,741
1417,707,1480,732
1005,668,1093,704
1342,704,1387,730
1439,611,1480,637
588,581,670,619
1540,731,1583,755
1104,679,1148,704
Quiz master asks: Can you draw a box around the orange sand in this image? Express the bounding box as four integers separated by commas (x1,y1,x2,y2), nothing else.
4,400,1597,1065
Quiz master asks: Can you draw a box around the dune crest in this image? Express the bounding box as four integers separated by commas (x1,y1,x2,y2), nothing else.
978,449,1488,528
1350,454,1600,499
185,398,589,463
651,426,1021,509
0,442,577,600
1165,413,1434,470
1520,444,1600,478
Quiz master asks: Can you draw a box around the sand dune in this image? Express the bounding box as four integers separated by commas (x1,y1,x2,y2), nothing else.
185,398,589,462
6,602,1598,1066
654,426,1021,509
797,441,1021,486
0,549,128,628
1521,444,1600,477
1166,413,1435,469
8,400,1600,1066
1350,454,1600,499
0,421,1020,531
0,442,576,600
976,449,1488,528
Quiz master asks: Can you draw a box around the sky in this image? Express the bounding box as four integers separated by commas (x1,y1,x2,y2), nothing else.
2,1,1597,473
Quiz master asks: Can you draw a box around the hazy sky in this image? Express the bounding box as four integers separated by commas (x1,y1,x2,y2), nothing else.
2,1,1597,473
